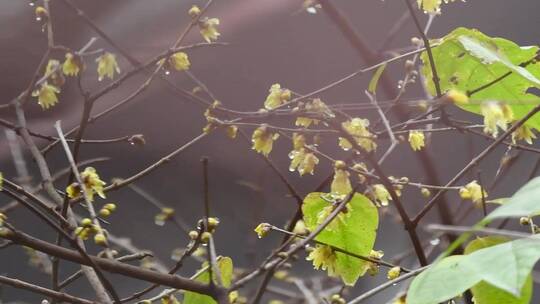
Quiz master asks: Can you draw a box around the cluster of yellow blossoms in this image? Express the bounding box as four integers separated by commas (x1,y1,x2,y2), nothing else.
288,133,319,176
74,218,108,246
188,5,221,43
32,52,120,109
446,89,536,144
339,118,377,152
264,83,292,110
32,3,223,111
481,101,514,138
295,98,332,128
32,59,64,109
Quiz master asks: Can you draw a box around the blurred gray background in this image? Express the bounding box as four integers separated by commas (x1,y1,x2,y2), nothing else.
1,0,540,303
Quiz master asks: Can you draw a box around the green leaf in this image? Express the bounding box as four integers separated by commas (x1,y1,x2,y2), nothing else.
183,257,233,304
368,63,386,94
421,27,540,129
407,235,540,304
465,236,540,295
465,236,533,304
302,192,378,285
407,255,481,304
486,177,540,220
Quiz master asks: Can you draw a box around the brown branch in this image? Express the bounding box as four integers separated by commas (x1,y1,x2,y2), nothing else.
0,275,96,304
402,0,441,97
2,229,225,299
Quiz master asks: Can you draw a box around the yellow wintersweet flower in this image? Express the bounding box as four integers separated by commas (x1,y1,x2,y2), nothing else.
339,118,377,152
254,223,271,238
45,59,65,88
408,130,425,151
446,89,469,105
417,0,442,13
66,183,81,199
62,53,83,76
292,219,308,235
387,266,402,280
289,148,319,176
66,167,106,202
225,125,238,139
94,233,107,247
264,83,291,110
370,249,384,259
292,133,306,150
96,52,121,81
307,98,332,116
252,126,279,156
300,152,319,175
315,204,348,232
370,184,392,206
306,245,337,276
513,124,536,145
481,101,514,138
199,18,220,43
35,6,48,21
169,52,190,71
392,296,407,304
289,149,305,172
203,102,220,134
421,187,431,197
160,294,180,304
295,117,318,128
459,180,487,205
81,167,106,200
296,98,331,128
228,291,242,304
418,0,459,14
32,83,60,109
331,161,352,196
188,5,201,18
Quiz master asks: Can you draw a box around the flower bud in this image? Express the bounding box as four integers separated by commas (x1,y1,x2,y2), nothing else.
207,217,220,230
81,218,92,227
188,230,199,240
201,232,211,243
94,233,107,246
387,266,401,280
103,203,117,212
98,208,111,217
520,217,530,226
188,5,202,18
35,6,48,21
